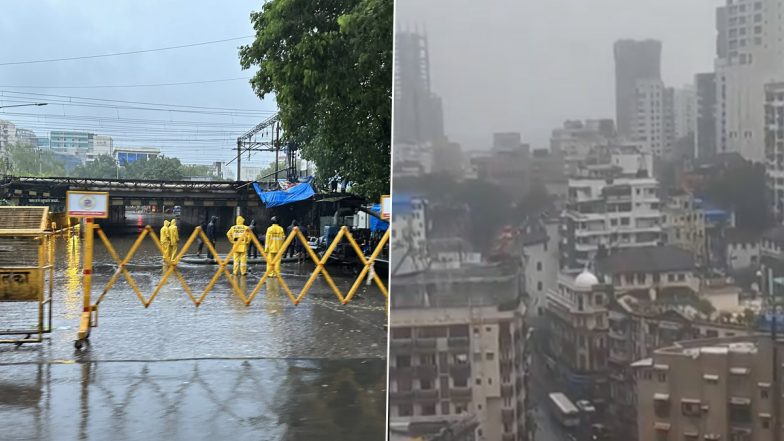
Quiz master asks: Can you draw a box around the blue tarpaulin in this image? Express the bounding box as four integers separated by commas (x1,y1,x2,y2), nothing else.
370,203,388,232
253,178,315,208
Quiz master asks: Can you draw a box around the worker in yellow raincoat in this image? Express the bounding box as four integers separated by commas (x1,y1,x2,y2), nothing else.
160,220,171,263
265,216,285,276
226,215,250,275
168,219,180,261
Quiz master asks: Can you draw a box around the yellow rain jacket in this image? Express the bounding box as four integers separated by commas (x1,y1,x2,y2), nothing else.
226,216,251,253
160,220,171,247
265,222,285,254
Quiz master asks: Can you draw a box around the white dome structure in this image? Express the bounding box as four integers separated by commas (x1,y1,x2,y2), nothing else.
574,270,599,290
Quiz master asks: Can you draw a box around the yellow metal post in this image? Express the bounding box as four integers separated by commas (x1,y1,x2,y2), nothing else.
77,218,94,344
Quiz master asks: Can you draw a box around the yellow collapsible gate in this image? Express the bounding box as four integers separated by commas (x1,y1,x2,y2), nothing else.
76,223,389,347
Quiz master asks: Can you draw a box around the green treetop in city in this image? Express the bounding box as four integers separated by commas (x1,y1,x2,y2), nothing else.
239,0,392,200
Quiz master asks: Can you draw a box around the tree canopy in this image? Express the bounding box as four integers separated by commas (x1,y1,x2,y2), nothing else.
71,155,118,179
7,143,65,177
696,159,772,231
239,0,392,200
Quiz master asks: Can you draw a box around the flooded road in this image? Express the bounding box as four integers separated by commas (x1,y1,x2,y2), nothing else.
0,227,388,440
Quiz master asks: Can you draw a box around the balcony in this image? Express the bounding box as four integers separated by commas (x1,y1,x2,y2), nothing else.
390,339,413,351
449,364,471,378
414,338,437,350
414,389,439,401
415,365,438,379
389,390,414,403
502,433,516,441
450,386,472,400
501,384,514,398
502,408,516,425
447,336,470,349
388,366,413,379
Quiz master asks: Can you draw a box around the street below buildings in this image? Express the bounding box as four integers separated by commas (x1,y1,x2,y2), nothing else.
528,321,578,441
0,231,387,440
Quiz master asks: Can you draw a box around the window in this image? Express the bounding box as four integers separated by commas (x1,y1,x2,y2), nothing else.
729,399,752,424
396,355,411,368
654,398,671,418
420,379,433,390
475,378,482,385
537,281,543,291
421,403,436,416
761,389,769,399
658,372,667,382
681,401,701,417
537,262,542,271
391,327,412,339
668,274,675,282
398,404,413,417
453,377,468,387
763,419,770,429
677,274,686,282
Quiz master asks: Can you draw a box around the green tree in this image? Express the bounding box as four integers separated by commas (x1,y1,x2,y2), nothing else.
71,154,119,179
180,164,220,179
7,143,65,177
239,0,392,200
697,159,772,231
124,156,184,180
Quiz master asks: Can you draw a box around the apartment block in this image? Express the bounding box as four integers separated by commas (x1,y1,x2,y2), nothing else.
561,170,662,269
765,82,784,220
389,261,528,441
637,336,782,441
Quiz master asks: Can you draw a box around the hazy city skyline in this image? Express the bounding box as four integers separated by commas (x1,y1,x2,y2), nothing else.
395,0,720,150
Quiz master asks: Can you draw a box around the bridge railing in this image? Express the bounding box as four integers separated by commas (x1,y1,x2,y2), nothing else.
75,223,389,348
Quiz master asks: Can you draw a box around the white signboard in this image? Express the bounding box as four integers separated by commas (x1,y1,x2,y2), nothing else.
381,195,391,220
66,191,109,218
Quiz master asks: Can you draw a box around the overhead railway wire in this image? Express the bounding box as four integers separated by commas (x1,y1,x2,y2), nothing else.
0,91,273,114
0,36,254,66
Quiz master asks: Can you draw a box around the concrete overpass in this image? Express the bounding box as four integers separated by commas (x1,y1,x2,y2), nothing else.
0,176,260,228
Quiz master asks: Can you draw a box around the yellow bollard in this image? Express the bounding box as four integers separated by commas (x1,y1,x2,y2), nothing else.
76,219,94,347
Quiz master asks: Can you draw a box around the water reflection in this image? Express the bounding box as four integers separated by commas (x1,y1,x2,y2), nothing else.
65,234,81,319
0,359,385,441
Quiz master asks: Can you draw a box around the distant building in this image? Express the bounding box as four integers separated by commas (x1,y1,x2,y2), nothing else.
765,82,784,220
614,40,663,139
561,168,662,269
695,73,717,160
431,138,463,177
714,0,784,162
662,190,706,265
90,135,113,159
631,79,675,159
13,128,36,147
390,195,429,277
240,166,263,181
595,246,700,296
725,228,760,270
394,31,444,145
636,336,779,441
35,137,50,150
0,120,16,152
673,86,697,142
521,216,559,317
50,131,93,154
529,148,567,202
113,146,160,165
550,119,616,176
485,132,531,199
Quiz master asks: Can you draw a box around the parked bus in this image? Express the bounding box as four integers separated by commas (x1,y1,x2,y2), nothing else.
548,392,580,428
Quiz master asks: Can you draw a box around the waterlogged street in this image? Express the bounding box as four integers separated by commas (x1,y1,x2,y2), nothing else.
0,227,388,440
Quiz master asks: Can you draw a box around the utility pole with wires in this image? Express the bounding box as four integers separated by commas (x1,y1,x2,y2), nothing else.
230,114,279,182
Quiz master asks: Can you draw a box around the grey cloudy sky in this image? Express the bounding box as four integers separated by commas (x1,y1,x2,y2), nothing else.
0,0,277,168
395,0,721,151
